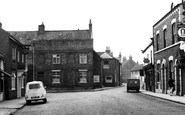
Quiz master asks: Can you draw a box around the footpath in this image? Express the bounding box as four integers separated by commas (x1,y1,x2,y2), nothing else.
0,87,185,115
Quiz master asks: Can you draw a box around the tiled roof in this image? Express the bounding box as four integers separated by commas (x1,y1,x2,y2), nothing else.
9,29,91,45
131,64,143,72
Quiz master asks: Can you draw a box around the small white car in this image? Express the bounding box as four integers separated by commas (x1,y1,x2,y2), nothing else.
25,81,47,104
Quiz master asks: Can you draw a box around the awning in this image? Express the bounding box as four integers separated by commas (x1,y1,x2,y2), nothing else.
0,69,12,77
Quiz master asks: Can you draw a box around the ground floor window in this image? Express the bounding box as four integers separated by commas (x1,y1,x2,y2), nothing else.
11,73,16,90
0,78,3,92
52,70,60,83
79,69,87,83
21,77,24,88
106,76,112,83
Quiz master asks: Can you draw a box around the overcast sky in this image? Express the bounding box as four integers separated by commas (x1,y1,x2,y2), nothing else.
0,0,182,63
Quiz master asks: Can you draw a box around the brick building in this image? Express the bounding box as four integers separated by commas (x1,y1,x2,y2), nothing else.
0,23,27,100
10,20,103,89
153,1,185,96
98,47,121,87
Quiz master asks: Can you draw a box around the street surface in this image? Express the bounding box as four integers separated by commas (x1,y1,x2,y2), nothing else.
14,87,185,115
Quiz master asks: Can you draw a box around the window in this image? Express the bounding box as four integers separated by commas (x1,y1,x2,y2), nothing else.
11,73,16,90
21,77,24,88
172,23,175,44
17,51,20,62
52,54,60,64
29,83,40,89
22,54,24,63
103,60,109,69
163,29,167,48
12,48,16,60
79,54,87,64
52,70,60,83
106,76,112,83
79,69,87,83
156,34,159,51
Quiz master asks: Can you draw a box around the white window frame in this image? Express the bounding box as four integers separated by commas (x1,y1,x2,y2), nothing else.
79,69,87,83
79,54,87,64
106,76,112,83
52,70,60,84
103,60,109,69
52,54,60,64
11,73,16,90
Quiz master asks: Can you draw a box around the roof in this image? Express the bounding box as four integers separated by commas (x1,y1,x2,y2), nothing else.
141,41,153,53
100,52,113,59
131,64,143,72
27,81,43,84
9,29,91,45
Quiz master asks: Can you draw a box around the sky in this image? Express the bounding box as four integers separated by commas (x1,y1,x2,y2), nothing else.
0,0,182,64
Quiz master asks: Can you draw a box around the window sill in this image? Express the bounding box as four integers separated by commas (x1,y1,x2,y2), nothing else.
52,82,61,84
79,82,87,83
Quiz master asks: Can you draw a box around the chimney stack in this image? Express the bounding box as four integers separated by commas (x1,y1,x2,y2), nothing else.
38,22,45,35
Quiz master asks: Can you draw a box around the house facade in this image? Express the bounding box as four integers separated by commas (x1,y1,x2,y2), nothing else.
0,24,27,100
131,64,144,89
153,2,185,96
98,47,121,87
142,41,155,92
10,20,103,89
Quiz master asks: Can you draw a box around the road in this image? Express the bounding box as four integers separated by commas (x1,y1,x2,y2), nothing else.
14,87,185,115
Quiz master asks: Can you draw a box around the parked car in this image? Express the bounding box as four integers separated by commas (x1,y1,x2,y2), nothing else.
127,79,140,92
25,81,47,104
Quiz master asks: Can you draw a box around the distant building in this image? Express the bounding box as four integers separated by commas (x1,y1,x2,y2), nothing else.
131,64,144,89
98,47,121,87
0,23,27,100
121,55,136,83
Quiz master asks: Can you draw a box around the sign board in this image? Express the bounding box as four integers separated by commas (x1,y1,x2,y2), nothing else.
178,27,185,37
94,75,100,83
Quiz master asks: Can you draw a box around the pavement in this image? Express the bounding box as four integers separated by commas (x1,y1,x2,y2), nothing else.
0,87,185,115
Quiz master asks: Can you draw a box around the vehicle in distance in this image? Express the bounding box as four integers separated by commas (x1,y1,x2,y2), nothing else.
127,79,140,92
25,81,47,104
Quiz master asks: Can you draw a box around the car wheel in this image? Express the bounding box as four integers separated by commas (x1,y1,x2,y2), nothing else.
43,98,47,103
26,100,31,105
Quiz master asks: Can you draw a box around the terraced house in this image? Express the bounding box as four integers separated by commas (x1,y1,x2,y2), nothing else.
153,1,185,96
10,20,103,89
0,23,27,100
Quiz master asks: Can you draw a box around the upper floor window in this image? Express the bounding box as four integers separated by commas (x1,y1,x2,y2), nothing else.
52,54,60,64
156,34,159,51
79,54,87,64
22,54,24,63
172,23,175,44
163,29,167,48
17,51,20,62
12,48,16,60
103,60,109,69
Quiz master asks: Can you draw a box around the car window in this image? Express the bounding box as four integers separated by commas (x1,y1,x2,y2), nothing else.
29,83,41,89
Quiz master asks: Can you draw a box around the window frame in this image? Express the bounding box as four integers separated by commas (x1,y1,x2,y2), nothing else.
79,54,87,64
52,70,60,84
11,73,16,90
79,69,87,83
52,54,60,64
163,29,167,48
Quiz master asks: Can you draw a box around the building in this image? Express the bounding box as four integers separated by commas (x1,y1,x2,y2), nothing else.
130,64,144,89
10,20,103,89
141,40,155,92
98,47,121,87
0,23,27,100
121,55,136,83
153,1,185,96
